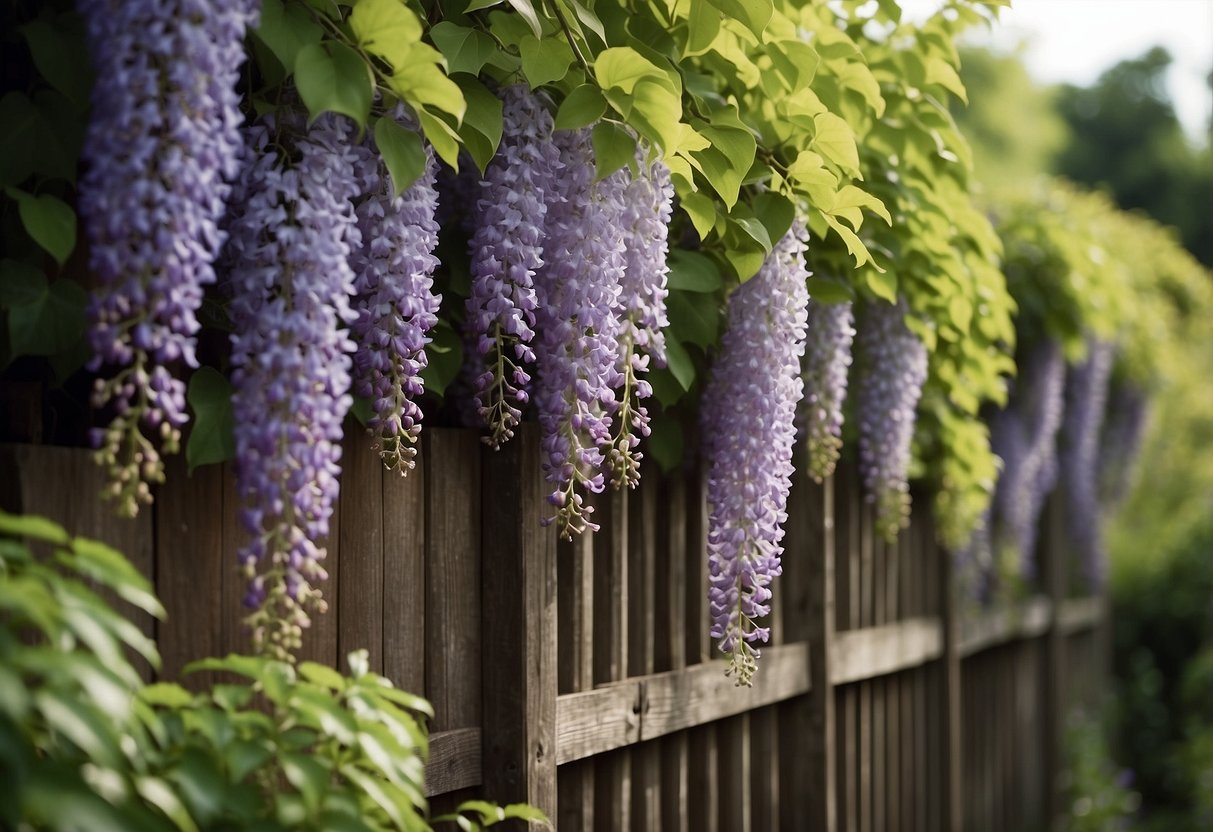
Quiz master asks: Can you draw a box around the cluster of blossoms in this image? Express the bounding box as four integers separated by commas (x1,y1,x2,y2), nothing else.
608,152,674,488
1060,339,1114,588
80,0,257,517
532,128,629,538
464,86,560,449
854,297,929,541
989,340,1067,582
223,113,361,660
1097,378,1148,505
800,298,855,482
350,121,442,474
703,224,809,686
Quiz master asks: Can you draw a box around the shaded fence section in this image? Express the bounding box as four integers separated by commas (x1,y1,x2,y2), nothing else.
2,428,1106,830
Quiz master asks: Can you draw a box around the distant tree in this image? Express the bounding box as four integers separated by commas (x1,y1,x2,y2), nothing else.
1054,47,1213,266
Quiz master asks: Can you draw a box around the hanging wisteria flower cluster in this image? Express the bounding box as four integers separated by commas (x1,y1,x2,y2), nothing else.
854,297,929,542
350,121,442,474
800,298,855,482
703,224,810,686
1060,339,1114,588
223,112,362,660
465,86,559,449
988,340,1068,581
80,0,257,517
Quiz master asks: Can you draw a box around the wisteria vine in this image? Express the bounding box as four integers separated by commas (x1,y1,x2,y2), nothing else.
703,224,810,686
223,112,361,660
1060,339,1114,589
80,0,257,517
854,297,929,542
800,298,855,483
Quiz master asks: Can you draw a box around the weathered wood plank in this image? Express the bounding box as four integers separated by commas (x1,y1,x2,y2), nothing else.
381,445,426,697
593,488,631,832
426,727,482,796
688,723,720,832
800,466,836,831
958,596,1051,657
1057,596,1103,635
717,714,752,832
338,432,385,671
479,424,558,825
556,527,594,830
554,683,641,766
655,472,688,832
628,477,660,830
425,429,481,733
829,618,943,685
937,517,963,832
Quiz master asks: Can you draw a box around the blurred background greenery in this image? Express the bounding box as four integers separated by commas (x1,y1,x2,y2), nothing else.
953,12,1212,828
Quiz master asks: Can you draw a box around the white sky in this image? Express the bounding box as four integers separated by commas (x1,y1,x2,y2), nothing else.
901,0,1213,141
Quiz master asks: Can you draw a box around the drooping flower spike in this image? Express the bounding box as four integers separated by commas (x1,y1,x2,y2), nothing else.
801,298,855,483
80,0,258,517
703,223,810,686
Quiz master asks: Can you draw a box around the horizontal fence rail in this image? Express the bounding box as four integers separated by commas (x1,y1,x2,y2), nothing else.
2,431,1107,830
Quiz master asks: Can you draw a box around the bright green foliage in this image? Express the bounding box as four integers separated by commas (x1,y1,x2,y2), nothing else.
0,512,546,831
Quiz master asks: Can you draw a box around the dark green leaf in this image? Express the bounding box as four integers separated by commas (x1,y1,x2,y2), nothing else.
420,319,463,396
295,42,373,127
666,289,719,349
519,35,573,87
591,122,635,181
5,270,86,358
256,0,324,71
663,336,694,391
186,367,236,472
0,510,66,544
20,16,92,108
454,76,504,173
666,249,721,293
504,0,543,38
752,191,795,246
68,537,165,618
6,189,75,266
430,22,498,77
645,410,685,472
374,118,427,195
806,278,853,305
555,85,607,131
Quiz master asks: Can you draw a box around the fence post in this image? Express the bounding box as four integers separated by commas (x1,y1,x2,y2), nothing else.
1040,491,1067,827
480,424,558,826
938,533,964,832
806,471,838,831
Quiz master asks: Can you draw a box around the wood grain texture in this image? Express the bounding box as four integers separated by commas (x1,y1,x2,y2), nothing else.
426,727,482,796
338,431,385,672
830,618,943,685
381,445,426,697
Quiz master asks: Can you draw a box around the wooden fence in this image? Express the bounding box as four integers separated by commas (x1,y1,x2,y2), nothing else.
1,425,1106,831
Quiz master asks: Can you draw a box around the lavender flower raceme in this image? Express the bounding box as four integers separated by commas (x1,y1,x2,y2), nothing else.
854,297,929,542
80,0,257,517
703,224,810,686
989,340,1067,581
350,128,442,474
224,112,361,660
609,152,673,488
465,85,561,449
1059,339,1114,588
800,299,855,482
533,128,627,538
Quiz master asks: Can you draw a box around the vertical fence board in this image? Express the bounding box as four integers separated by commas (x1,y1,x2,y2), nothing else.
338,433,384,671
684,469,718,832
656,473,689,832
382,447,426,696
718,714,752,832
480,424,557,824
593,490,631,832
558,520,595,832
628,479,660,829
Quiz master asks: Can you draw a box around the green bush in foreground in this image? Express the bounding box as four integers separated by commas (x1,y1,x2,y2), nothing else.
0,512,545,831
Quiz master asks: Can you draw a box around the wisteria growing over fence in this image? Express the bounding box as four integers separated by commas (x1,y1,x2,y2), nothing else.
800,298,855,482
350,133,442,474
80,0,257,517
224,113,361,659
703,224,810,686
1098,378,1149,505
854,297,929,542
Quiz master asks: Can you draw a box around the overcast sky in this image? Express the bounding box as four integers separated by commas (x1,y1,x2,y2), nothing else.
901,0,1213,142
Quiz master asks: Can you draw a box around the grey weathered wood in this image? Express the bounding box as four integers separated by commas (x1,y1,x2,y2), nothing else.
1057,596,1102,634
717,713,752,832
381,445,426,698
958,596,1051,657
479,424,557,825
338,432,385,671
655,472,689,832
802,467,837,831
556,525,595,832
425,727,482,796
938,523,963,832
554,683,641,765
688,722,720,832
425,429,481,733
628,477,660,829
592,488,631,832
1040,492,1067,828
830,618,943,685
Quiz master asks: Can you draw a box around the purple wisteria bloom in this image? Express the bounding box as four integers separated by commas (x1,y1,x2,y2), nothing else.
465,85,561,449
80,0,257,517
609,152,673,488
800,298,855,483
350,124,442,474
223,112,361,660
854,297,929,542
989,340,1067,582
533,127,627,538
1059,338,1114,589
703,223,810,686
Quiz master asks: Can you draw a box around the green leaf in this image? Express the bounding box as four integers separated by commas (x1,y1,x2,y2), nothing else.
730,215,772,253
807,278,853,305
417,109,463,170
666,289,719,349
464,0,504,9
684,0,721,56
4,268,86,358
563,0,608,45
20,16,92,108
299,662,345,690
0,512,69,545
752,192,795,245
430,22,497,77
519,35,573,87
555,85,607,131
704,0,772,39
595,47,674,96
925,55,967,103
666,249,721,292
690,123,754,208
865,268,898,304
591,122,635,181
679,190,717,240
811,112,860,176
350,0,424,67
294,42,373,127
140,683,195,708
625,79,685,153
821,213,876,270
663,337,695,391
421,319,463,395
255,0,324,72
454,76,503,173
501,803,550,823
282,752,328,813
646,410,685,472
374,118,427,195
6,189,75,266
186,367,236,472
505,0,544,38
69,537,166,618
